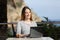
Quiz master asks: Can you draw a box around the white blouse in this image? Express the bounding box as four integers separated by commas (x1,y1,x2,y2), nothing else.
16,21,37,35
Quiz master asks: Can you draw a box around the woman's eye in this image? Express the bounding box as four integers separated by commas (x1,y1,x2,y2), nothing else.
29,12,31,13
25,12,28,13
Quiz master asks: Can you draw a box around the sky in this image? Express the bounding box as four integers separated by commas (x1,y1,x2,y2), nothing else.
24,0,60,21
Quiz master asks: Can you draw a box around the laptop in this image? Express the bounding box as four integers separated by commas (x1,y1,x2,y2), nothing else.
30,27,43,38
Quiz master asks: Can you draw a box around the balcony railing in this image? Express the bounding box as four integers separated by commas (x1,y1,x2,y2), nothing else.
0,21,60,40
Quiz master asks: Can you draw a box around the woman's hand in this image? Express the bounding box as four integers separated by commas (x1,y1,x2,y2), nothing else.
16,34,28,38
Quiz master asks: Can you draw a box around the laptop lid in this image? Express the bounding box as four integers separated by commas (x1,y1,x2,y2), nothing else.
30,27,43,38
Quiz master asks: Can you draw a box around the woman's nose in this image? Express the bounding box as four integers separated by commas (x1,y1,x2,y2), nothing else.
27,14,29,16
26,13,29,15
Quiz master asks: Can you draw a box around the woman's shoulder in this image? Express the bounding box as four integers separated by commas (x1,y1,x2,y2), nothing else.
31,21,37,27
31,21,36,23
17,20,24,23
31,21,37,25
19,20,24,22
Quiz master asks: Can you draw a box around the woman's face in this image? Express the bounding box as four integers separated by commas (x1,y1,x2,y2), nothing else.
25,8,31,19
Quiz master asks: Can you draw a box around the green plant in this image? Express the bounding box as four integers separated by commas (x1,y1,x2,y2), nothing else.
7,28,13,37
41,17,60,40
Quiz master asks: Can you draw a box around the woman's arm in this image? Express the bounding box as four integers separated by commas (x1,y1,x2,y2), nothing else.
16,22,24,38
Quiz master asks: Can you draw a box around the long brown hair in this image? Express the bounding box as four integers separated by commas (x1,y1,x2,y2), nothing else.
21,6,32,21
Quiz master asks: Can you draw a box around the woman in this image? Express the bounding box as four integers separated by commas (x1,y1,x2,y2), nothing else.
16,6,37,38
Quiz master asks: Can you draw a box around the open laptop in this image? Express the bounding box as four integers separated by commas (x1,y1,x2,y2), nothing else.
30,27,43,38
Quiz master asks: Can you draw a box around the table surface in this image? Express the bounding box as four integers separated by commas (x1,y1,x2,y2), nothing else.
6,37,54,40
